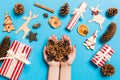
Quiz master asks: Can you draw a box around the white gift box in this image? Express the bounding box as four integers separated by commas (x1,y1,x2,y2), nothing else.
0,41,32,80
66,2,88,31
92,44,114,68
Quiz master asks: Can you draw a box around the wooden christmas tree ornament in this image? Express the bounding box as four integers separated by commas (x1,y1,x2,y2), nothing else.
83,30,98,50
3,12,15,32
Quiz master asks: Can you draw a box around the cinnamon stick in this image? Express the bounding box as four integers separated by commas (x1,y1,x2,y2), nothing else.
34,3,55,13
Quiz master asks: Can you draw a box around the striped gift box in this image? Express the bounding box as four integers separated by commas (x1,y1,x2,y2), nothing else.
66,2,87,31
0,41,32,80
92,44,114,68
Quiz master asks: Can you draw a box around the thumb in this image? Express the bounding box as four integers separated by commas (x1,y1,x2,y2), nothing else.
71,45,76,58
43,46,47,61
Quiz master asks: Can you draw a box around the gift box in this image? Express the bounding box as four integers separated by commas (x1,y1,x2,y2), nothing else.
0,41,32,80
91,44,114,68
66,2,88,31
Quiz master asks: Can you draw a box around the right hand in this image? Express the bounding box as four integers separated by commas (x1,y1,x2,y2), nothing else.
60,35,76,66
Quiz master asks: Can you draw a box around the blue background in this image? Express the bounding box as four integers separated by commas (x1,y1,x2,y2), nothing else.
0,0,120,80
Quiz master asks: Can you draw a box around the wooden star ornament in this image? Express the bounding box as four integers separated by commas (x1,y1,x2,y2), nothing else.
26,31,37,42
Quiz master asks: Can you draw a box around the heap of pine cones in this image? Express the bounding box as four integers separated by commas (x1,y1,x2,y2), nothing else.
46,39,71,62
60,3,70,16
107,8,118,17
14,3,24,15
0,36,10,61
101,64,115,76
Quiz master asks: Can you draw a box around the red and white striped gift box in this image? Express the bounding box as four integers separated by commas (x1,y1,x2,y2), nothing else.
0,41,32,80
92,44,114,68
66,2,87,31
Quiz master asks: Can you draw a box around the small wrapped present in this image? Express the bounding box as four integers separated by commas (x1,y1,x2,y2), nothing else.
0,41,32,80
91,44,114,68
66,2,88,31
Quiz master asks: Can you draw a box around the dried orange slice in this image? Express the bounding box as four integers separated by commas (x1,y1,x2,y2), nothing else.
77,24,89,36
48,16,61,28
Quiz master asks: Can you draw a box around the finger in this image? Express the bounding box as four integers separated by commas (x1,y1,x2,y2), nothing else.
49,35,55,40
64,35,72,45
66,35,70,41
66,36,72,45
61,35,66,41
62,35,72,49
69,46,76,57
53,35,58,42
68,46,76,64
62,35,70,42
62,35,73,52
71,46,76,57
49,35,58,42
43,46,47,61
63,35,69,40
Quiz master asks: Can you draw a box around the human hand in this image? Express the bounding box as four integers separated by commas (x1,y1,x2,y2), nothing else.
60,35,76,66
60,35,76,80
43,35,60,80
43,35,60,66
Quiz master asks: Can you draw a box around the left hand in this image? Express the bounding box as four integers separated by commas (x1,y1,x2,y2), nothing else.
43,35,60,67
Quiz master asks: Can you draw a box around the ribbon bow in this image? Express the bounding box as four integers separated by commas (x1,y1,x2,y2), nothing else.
0,49,31,65
72,8,85,19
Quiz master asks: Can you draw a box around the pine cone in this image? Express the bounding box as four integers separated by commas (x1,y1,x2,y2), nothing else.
0,48,7,58
54,52,63,61
107,8,118,16
1,36,10,50
47,54,54,62
14,3,24,15
62,55,69,62
48,39,55,45
63,40,70,47
60,3,70,16
101,64,115,76
101,22,116,42
0,36,10,61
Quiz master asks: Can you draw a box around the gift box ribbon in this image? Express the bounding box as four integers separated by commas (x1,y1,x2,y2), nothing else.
0,49,30,64
72,7,86,19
